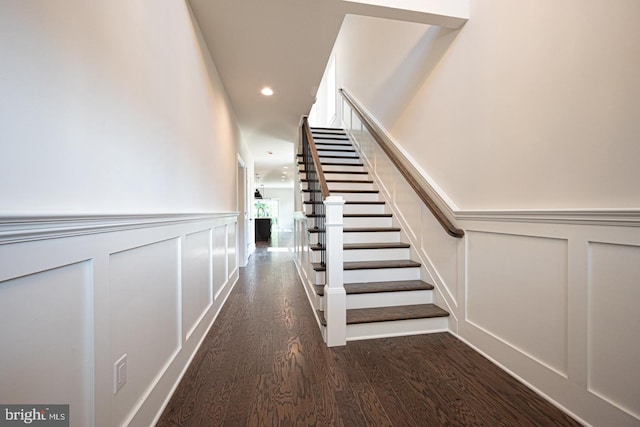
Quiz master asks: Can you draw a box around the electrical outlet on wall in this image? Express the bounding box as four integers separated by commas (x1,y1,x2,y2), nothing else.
114,354,127,394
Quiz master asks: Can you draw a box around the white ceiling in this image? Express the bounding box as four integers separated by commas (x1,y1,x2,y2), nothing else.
188,0,468,189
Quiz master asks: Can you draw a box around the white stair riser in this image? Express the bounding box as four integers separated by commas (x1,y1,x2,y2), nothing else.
346,317,449,341
343,247,410,262
313,142,353,149
309,230,401,245
310,250,323,263
300,172,370,181
303,192,323,202
347,290,433,309
331,192,380,202
322,165,365,173
319,157,361,165
311,247,410,263
317,150,358,157
307,216,393,228
343,216,392,228
327,181,374,191
303,192,381,202
312,134,348,139
314,142,352,147
312,270,325,285
327,172,369,181
308,233,321,245
303,203,385,215
344,267,420,283
343,204,386,215
343,231,400,244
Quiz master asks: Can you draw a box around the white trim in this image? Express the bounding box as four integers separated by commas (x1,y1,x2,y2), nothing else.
456,209,640,227
0,213,239,245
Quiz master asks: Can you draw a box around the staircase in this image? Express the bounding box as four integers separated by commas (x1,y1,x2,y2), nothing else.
297,127,450,342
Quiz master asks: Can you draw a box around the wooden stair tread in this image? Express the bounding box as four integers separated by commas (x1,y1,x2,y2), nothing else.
301,179,374,184
304,189,381,193
344,260,421,270
331,189,379,194
298,161,364,166
308,227,400,233
348,304,449,324
317,148,356,153
307,214,391,218
299,170,369,175
312,259,419,271
310,242,408,251
314,279,434,296
316,304,449,326
344,227,400,232
343,242,408,249
314,142,353,147
304,200,385,205
298,154,359,160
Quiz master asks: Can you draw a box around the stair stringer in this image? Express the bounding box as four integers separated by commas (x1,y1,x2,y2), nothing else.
292,213,326,335
344,129,461,333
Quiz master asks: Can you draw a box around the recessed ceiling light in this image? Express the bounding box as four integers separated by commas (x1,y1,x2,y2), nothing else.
261,87,274,96
283,166,288,169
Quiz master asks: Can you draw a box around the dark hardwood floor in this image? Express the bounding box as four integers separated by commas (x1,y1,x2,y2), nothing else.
156,232,581,426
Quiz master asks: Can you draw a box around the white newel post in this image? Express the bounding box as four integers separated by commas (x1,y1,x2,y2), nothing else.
324,195,346,347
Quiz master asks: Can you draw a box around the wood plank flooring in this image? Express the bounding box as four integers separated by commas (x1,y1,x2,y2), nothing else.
156,232,582,427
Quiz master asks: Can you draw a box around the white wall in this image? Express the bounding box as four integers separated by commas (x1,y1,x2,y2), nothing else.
335,2,640,210
0,0,249,214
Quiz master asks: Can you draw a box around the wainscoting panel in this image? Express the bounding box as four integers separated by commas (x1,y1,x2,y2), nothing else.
588,242,640,419
467,231,569,376
419,205,459,308
182,230,213,341
0,213,238,427
213,224,228,300
109,238,181,426
0,261,93,427
393,172,420,242
227,224,237,276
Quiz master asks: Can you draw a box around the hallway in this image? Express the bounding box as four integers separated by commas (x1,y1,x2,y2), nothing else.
156,232,581,426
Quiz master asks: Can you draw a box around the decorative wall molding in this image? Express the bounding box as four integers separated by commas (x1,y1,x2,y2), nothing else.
456,209,640,227
0,213,239,245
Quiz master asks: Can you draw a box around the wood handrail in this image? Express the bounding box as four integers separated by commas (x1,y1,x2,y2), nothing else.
340,88,464,238
302,117,330,199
